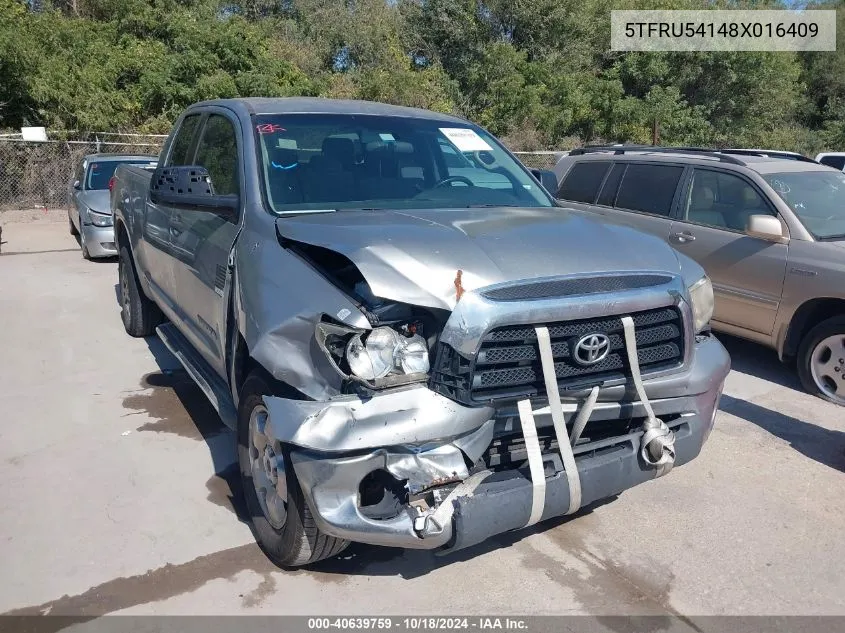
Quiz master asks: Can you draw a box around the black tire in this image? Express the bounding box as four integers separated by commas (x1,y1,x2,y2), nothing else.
118,245,163,337
238,370,349,567
69,214,79,237
81,235,92,260
797,315,845,406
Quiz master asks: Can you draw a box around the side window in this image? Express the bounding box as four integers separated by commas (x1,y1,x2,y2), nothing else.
819,155,845,170
684,169,773,232
615,164,683,216
596,163,626,206
194,115,240,197
166,115,202,167
557,162,610,203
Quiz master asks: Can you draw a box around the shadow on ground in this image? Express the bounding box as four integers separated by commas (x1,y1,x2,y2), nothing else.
715,332,802,391
714,333,845,472
719,393,845,472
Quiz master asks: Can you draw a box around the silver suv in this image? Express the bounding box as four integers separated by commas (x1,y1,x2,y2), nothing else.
553,146,845,405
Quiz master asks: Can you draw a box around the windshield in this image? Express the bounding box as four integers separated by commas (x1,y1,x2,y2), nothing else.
763,170,845,240
85,160,157,190
253,114,553,213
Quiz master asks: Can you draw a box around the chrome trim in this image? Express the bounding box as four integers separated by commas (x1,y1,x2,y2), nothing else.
439,271,692,382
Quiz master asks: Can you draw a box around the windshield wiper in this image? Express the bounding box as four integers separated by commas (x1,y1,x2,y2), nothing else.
819,233,845,241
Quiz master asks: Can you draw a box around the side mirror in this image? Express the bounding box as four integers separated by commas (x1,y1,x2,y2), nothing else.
149,165,238,218
530,168,559,196
73,180,81,190
746,214,787,243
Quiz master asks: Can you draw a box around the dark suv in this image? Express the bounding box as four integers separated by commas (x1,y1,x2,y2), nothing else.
552,146,845,406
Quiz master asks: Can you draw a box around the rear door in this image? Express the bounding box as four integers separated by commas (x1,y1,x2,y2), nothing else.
556,160,685,241
168,110,242,375
668,167,788,335
595,162,686,241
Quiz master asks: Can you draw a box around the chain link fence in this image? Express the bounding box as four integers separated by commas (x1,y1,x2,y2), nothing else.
0,138,563,211
512,151,567,170
0,137,164,211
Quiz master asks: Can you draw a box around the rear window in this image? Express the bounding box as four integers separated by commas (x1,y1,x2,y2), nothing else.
596,163,626,206
819,155,845,170
557,162,610,203
86,160,156,190
615,164,684,216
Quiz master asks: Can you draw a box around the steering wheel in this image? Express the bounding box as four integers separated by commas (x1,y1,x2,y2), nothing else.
434,175,475,188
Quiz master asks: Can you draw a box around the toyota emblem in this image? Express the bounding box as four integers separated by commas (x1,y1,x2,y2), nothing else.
573,333,610,365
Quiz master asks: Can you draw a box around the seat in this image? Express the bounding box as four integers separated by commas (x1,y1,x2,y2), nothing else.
731,185,770,232
360,141,422,200
302,137,358,203
687,185,726,227
266,148,303,206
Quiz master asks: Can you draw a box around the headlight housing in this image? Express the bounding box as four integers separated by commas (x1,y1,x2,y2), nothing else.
316,321,431,388
86,208,113,227
346,326,430,381
688,275,714,333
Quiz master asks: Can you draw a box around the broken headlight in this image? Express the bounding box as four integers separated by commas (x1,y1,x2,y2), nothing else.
346,326,430,380
315,321,431,387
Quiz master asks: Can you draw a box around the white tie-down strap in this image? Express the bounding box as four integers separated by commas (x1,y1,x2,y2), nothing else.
517,399,546,527
536,326,582,515
620,315,676,477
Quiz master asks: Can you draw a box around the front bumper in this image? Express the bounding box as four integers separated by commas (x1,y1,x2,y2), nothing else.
80,223,116,258
267,335,730,551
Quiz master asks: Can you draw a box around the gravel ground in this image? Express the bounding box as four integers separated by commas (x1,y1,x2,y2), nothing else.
1,221,844,625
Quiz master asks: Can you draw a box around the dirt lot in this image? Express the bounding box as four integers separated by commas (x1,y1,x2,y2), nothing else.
1,220,844,618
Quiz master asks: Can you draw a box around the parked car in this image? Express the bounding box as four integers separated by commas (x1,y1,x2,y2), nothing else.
112,98,729,567
69,154,157,259
815,152,845,171
553,146,845,405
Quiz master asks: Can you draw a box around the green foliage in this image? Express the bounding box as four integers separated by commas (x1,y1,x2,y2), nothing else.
0,0,841,153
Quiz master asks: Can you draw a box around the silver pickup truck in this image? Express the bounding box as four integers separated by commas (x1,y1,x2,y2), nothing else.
112,98,730,568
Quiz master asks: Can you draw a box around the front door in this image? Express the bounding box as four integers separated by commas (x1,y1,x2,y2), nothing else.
139,114,204,320
669,167,788,336
168,112,241,375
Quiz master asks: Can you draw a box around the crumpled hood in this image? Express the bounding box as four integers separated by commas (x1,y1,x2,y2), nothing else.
276,207,683,310
78,190,110,214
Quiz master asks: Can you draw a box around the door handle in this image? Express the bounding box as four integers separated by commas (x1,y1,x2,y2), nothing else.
671,231,696,243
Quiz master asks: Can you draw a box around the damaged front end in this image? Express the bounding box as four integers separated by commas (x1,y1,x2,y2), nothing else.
258,261,729,553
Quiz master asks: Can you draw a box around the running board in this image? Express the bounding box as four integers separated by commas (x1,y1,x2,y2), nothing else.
156,323,238,430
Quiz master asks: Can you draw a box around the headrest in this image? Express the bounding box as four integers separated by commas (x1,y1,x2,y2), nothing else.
691,185,714,210
742,186,761,206
364,140,415,155
321,137,355,167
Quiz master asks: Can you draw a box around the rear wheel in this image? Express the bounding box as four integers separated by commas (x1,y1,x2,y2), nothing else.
118,245,162,337
797,316,845,406
238,371,349,567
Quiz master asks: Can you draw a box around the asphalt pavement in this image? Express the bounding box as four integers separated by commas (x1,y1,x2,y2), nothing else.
1,221,844,620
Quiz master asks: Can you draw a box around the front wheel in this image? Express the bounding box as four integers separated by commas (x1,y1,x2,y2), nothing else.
238,371,349,567
797,316,845,406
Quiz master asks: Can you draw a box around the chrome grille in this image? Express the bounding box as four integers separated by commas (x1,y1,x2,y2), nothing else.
430,306,685,405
